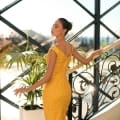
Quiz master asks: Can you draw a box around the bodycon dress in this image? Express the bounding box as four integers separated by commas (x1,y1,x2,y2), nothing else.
42,45,72,120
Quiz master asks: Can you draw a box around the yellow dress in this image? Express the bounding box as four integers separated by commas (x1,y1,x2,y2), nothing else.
42,45,72,120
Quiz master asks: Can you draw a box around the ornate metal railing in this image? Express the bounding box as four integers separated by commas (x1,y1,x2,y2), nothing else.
70,47,120,120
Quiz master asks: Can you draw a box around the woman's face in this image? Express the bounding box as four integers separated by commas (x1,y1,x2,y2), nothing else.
51,19,66,37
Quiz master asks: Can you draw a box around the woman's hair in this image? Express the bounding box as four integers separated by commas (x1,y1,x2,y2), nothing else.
58,18,72,35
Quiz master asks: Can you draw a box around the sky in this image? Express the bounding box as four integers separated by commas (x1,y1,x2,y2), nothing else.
0,0,120,37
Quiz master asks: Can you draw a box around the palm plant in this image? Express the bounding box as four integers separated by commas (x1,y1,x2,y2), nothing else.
5,45,47,110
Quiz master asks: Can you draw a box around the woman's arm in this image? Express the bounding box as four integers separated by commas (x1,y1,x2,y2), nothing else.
14,49,57,95
72,47,103,65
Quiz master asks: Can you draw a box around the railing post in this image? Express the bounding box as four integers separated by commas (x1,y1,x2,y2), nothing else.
93,0,100,113
78,95,83,120
67,73,72,120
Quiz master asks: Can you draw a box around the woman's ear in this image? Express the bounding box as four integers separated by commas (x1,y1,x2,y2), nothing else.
64,29,67,35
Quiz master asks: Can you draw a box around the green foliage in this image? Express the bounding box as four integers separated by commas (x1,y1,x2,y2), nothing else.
6,48,47,110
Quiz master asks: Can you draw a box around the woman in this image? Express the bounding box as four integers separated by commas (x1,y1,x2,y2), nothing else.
15,18,103,120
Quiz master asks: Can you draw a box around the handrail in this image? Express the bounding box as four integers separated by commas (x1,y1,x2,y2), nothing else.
68,39,120,74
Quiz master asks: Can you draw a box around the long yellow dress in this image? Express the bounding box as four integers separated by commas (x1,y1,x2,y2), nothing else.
42,45,72,120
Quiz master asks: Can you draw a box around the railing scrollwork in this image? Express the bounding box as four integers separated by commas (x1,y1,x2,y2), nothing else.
71,47,120,119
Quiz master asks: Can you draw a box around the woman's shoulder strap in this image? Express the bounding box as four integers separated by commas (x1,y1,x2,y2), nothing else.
49,45,58,54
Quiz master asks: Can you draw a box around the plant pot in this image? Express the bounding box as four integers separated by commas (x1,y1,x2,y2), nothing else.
19,105,45,120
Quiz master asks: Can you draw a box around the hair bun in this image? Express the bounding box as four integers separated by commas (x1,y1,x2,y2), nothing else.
67,21,72,31
58,18,72,35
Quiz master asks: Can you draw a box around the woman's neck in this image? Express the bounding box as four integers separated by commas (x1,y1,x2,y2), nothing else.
55,36,66,45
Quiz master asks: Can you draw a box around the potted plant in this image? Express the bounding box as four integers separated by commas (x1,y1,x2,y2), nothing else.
5,44,46,120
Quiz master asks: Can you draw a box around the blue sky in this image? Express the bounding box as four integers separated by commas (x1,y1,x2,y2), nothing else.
0,0,120,37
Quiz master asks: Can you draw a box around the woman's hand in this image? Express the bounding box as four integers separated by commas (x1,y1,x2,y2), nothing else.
14,87,28,96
